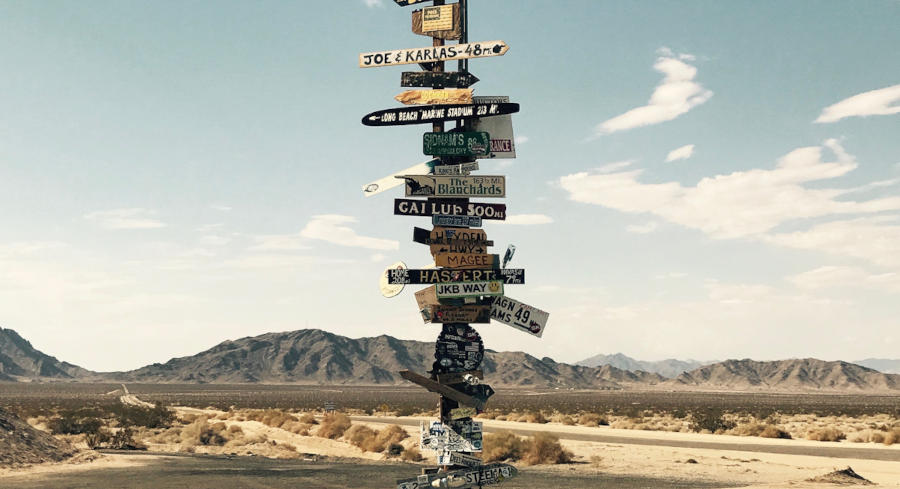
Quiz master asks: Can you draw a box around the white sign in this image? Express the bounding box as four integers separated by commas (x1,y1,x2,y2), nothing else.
420,421,483,453
433,161,479,176
490,296,549,337
362,159,438,197
471,96,516,159
436,451,482,467
359,41,509,68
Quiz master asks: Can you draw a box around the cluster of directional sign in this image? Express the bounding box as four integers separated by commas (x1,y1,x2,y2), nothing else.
360,1,548,487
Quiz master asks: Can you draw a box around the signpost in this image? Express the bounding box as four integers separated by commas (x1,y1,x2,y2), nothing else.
401,71,479,88
396,464,517,489
399,370,486,410
396,88,472,105
423,131,489,156
361,102,519,126
434,252,497,269
401,175,505,198
359,41,509,68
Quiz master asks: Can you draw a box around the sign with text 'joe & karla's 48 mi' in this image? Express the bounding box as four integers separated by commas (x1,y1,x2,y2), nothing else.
359,41,509,68
401,175,505,198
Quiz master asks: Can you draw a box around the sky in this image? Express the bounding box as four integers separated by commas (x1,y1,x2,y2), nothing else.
1,0,898,371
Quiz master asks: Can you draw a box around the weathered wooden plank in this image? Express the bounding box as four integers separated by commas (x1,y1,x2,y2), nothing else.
401,71,479,88
395,88,472,105
434,252,498,269
423,304,491,323
412,3,461,40
359,40,509,68
436,370,483,385
361,103,519,126
399,370,485,410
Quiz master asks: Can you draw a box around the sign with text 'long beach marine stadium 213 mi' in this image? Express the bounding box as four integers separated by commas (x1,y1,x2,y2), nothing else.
359,0,547,482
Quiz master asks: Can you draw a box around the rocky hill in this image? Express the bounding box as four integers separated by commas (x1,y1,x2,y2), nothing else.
668,358,900,391
854,358,900,374
0,327,93,381
0,407,77,467
577,352,710,378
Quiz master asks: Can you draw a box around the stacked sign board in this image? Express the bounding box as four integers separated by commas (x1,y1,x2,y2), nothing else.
360,1,548,486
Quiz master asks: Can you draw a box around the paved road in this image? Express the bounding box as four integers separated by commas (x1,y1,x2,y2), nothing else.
0,452,736,489
352,416,900,462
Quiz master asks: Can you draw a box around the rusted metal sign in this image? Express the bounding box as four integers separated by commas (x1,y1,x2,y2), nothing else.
432,214,482,228
490,296,550,338
362,159,438,197
362,103,519,126
412,3,460,40
359,40,509,68
386,268,524,285
433,161,478,175
395,199,505,220
471,96,517,159
395,88,472,105
435,252,497,269
401,175,505,198
423,131,490,157
401,71,479,88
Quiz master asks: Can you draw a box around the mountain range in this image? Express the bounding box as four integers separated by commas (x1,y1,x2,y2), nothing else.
576,352,712,378
1,327,899,392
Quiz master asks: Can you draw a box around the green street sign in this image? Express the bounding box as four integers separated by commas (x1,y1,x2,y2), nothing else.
424,131,490,157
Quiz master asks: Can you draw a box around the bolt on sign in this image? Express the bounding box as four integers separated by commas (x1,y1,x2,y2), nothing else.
490,295,550,337
412,3,461,40
401,71,479,88
402,175,505,198
395,88,472,105
362,102,519,126
434,252,497,269
436,280,504,299
423,131,490,157
359,40,509,68
471,96,517,159
362,159,438,197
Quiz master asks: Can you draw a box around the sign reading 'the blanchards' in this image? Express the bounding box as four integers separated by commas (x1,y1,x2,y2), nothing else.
436,280,504,299
362,103,519,126
423,131,490,157
359,41,509,68
386,268,524,285
491,296,550,338
402,175,505,198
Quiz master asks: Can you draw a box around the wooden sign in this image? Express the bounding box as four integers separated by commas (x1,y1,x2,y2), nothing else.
386,268,524,285
401,175,505,198
435,253,497,269
395,88,472,105
423,131,490,157
399,370,485,410
401,71,479,88
361,102,519,126
491,296,550,338
362,159,438,197
380,261,407,298
412,3,460,40
423,304,491,324
395,199,505,220
396,463,517,489
359,40,509,68
433,161,478,175
436,280,504,299
437,370,483,385
413,226,492,245
471,96,517,159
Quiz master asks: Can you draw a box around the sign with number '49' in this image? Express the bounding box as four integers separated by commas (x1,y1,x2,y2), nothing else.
491,296,550,338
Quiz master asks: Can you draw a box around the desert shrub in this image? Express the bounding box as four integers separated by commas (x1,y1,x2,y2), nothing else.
578,413,607,427
730,422,791,439
108,427,147,450
883,428,900,446
317,413,352,439
760,425,792,439
483,431,526,462
401,446,422,462
345,424,408,453
549,413,576,425
806,427,846,442
181,417,228,446
520,411,547,424
85,430,110,449
298,413,318,425
689,411,735,433
243,409,298,429
49,412,104,436
111,403,174,429
589,455,603,466
522,432,572,465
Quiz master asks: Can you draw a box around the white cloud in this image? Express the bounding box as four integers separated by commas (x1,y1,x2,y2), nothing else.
665,144,695,162
362,0,383,7
250,233,310,251
815,84,900,123
198,235,231,247
626,221,658,234
596,161,634,173
0,241,67,257
765,216,900,268
224,254,352,269
706,281,773,305
300,214,399,250
789,265,900,293
84,208,166,230
370,253,387,262
593,50,712,136
514,135,529,145
210,204,232,211
502,214,554,225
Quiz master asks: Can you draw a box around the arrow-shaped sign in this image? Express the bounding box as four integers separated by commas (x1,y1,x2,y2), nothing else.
359,41,509,68
362,103,519,127
401,71,479,88
395,88,472,105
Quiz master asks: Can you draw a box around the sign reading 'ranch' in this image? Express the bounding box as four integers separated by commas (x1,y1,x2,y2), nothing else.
362,103,519,126
423,131,490,157
402,175,505,198
359,41,509,68
385,268,524,285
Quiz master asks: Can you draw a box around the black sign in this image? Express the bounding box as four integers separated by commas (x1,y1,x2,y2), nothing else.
395,199,506,220
385,268,524,285
435,325,484,373
392,0,431,6
362,103,520,127
412,227,494,246
401,71,480,88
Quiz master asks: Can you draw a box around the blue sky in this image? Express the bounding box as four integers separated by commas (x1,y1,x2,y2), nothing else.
1,0,898,371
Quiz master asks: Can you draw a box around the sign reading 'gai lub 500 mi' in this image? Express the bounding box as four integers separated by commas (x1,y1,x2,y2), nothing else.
401,175,505,198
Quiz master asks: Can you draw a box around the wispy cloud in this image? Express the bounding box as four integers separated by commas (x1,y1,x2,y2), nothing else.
592,49,712,136
250,233,310,251
300,214,399,250
815,84,900,123
789,265,900,293
626,221,658,234
84,208,166,230
665,144,695,162
209,204,232,212
501,214,554,225
362,0,384,8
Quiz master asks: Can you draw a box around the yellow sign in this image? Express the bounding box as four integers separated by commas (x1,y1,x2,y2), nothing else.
394,88,473,105
422,4,453,32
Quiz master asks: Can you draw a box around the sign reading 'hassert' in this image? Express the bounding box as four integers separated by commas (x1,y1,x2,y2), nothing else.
402,175,505,198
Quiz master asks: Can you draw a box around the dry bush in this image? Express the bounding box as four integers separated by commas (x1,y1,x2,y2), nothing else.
179,417,254,447
401,446,422,462
344,424,408,453
884,428,900,446
729,422,791,439
549,413,576,425
578,413,607,427
806,427,846,442
298,413,318,425
520,411,548,424
317,413,352,440
476,410,499,420
483,431,571,465
243,409,298,429
483,431,526,463
144,426,183,444
589,455,603,466
522,432,572,465
180,413,199,424
760,425,792,439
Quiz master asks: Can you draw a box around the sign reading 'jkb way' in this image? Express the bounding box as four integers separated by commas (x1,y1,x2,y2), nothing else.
362,103,519,126
423,131,490,157
359,41,509,68
402,175,505,198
